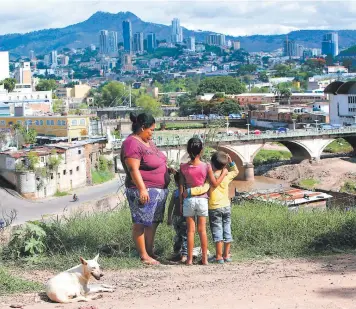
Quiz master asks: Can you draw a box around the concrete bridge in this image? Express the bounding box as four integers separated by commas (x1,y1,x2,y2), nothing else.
103,117,246,135
113,127,356,181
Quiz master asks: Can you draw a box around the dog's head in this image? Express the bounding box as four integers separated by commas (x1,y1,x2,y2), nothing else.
80,254,103,281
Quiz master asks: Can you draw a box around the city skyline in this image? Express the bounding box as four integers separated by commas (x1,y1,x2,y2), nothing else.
2,1,356,37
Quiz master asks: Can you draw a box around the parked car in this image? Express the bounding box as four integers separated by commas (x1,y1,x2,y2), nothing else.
277,127,288,133
229,113,242,119
252,130,261,135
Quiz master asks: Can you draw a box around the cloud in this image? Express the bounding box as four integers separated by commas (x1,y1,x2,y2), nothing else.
0,0,355,36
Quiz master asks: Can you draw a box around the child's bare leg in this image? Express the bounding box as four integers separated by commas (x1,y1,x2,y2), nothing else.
197,216,208,265
215,241,224,260
223,242,231,259
186,216,195,265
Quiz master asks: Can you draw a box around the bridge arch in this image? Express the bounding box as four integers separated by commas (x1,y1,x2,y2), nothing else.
340,136,356,154
277,141,313,162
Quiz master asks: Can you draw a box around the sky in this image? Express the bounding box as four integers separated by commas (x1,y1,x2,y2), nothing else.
1,0,356,36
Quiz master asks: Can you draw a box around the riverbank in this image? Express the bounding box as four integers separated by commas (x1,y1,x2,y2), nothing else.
264,157,356,193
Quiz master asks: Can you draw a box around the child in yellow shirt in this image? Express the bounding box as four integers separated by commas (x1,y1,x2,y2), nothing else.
185,151,238,264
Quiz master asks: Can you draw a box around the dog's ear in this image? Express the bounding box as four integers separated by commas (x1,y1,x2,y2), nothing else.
80,257,88,265
93,254,99,262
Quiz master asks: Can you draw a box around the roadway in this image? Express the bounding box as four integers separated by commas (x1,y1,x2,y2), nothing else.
0,178,124,225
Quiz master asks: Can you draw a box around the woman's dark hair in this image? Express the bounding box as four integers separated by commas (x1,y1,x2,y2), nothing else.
130,112,155,133
187,137,203,160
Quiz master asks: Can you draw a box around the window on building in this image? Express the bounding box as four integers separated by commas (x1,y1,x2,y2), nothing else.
40,157,44,162
0,120,5,126
35,120,39,126
17,120,22,125
57,173,60,179
70,169,73,175
72,120,77,126
78,150,82,155
46,120,50,125
57,120,61,126
40,120,44,126
50,173,54,180
76,166,79,171
62,120,66,126
51,120,54,125
63,170,66,175
8,121,12,126
80,119,85,125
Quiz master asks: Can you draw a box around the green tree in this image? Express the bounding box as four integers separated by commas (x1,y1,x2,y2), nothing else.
0,78,17,92
259,71,269,82
99,81,126,107
238,64,258,75
35,79,58,91
197,76,246,95
216,99,241,115
27,151,39,171
52,99,64,113
136,95,163,117
15,125,37,145
274,64,291,77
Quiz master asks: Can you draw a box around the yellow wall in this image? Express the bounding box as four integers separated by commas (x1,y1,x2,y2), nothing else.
71,85,91,99
0,116,90,138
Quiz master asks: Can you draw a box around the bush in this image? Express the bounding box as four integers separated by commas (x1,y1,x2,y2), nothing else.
341,181,356,194
6,223,47,259
92,170,114,184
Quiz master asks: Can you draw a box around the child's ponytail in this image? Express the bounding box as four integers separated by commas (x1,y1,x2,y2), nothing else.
187,137,203,160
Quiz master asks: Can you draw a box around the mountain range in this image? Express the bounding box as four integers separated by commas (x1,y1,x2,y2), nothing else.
2,11,356,58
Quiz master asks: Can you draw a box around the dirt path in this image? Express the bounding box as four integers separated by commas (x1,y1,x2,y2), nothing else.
2,255,356,309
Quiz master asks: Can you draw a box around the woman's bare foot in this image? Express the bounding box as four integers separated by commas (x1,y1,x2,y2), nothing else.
186,259,193,266
140,257,160,265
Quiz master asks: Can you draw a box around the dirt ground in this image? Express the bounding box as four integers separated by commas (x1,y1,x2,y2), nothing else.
265,157,356,191
2,255,356,309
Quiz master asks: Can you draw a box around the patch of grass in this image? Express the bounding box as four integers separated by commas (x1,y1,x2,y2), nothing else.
341,181,356,194
0,267,42,295
253,149,292,166
92,170,114,185
298,178,320,189
324,138,353,153
4,201,356,276
54,190,69,197
162,122,204,130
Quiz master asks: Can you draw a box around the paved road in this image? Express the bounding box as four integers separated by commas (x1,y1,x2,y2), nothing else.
0,176,125,225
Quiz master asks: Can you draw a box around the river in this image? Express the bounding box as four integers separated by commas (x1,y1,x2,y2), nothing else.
229,176,287,198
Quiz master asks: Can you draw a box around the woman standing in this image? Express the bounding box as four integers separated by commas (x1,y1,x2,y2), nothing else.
121,112,170,265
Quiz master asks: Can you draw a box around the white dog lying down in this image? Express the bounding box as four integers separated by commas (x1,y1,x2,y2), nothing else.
46,254,116,303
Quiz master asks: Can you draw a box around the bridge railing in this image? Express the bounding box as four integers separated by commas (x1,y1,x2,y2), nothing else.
111,127,356,149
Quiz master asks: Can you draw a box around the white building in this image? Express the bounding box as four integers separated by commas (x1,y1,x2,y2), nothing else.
324,81,356,126
0,52,10,81
233,41,241,50
14,62,31,84
108,31,118,56
51,50,58,66
187,37,195,52
171,18,183,43
61,56,69,66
